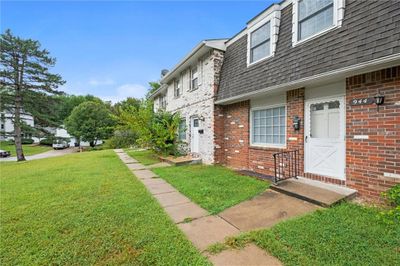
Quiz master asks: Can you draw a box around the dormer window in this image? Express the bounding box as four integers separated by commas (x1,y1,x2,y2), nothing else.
298,0,333,40
249,22,271,64
191,67,198,90
293,0,345,45
246,6,280,67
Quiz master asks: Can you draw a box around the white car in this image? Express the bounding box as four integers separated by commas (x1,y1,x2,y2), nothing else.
52,140,70,150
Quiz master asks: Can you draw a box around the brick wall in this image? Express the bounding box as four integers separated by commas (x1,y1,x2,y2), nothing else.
346,66,400,200
218,101,250,169
215,66,400,200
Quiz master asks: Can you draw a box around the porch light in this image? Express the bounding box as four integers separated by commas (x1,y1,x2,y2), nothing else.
374,92,384,106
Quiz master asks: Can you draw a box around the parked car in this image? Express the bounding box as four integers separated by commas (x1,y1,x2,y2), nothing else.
52,139,70,150
0,149,11,157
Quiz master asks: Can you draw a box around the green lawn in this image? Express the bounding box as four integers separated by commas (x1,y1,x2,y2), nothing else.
125,149,161,165
0,150,209,265
245,203,400,265
153,165,269,214
0,141,52,156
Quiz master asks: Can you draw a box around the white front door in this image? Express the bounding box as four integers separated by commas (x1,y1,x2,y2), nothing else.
191,117,199,154
305,96,345,180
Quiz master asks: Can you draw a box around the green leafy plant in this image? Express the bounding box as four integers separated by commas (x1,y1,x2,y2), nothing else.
118,100,182,156
380,184,400,224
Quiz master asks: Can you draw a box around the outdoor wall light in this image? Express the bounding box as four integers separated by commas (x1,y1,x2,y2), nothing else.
293,116,301,131
374,91,385,111
374,92,385,106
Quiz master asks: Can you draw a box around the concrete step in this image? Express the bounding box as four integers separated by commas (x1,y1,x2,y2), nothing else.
270,177,357,207
159,155,202,166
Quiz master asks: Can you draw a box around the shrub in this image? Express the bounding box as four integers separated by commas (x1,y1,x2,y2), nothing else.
380,184,400,224
104,130,137,149
21,138,34,144
39,138,54,146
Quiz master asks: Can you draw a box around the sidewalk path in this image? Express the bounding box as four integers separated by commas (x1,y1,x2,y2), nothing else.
115,149,282,266
0,147,77,162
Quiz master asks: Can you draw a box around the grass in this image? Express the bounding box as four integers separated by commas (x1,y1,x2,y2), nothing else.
0,150,210,265
153,165,269,214
0,141,52,156
218,203,400,266
125,149,161,165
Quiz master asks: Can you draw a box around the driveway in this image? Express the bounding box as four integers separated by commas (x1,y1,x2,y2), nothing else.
0,148,77,162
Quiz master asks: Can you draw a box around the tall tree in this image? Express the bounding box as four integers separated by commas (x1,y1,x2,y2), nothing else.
54,94,102,123
0,29,65,161
65,101,115,147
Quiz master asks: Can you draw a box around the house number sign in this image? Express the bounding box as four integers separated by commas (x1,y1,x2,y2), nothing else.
350,97,374,105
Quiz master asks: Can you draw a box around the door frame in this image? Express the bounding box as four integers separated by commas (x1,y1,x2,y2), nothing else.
304,95,346,180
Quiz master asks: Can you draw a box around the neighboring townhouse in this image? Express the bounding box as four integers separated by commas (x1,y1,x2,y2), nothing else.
151,39,227,164
0,111,37,142
214,0,400,200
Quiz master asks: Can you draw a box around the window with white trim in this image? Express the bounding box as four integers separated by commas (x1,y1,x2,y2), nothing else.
251,106,286,146
249,22,271,64
159,95,167,110
191,67,198,90
174,78,181,98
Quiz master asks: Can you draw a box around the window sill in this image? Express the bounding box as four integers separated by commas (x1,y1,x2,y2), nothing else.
293,25,339,47
249,144,286,151
247,53,274,68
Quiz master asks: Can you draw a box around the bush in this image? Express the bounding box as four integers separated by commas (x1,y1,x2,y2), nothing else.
39,138,54,146
380,184,400,224
21,138,34,144
104,130,137,149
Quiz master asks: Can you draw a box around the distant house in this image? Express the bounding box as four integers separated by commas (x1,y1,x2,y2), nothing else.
150,39,227,164
54,126,103,147
0,111,37,142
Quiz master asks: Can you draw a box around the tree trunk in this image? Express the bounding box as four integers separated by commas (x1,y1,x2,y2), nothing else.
14,54,25,161
14,96,25,161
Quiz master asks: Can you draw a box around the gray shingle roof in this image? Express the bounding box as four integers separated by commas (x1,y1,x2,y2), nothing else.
217,0,400,101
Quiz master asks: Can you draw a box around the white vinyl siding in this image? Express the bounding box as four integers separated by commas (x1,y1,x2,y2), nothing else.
251,106,286,147
249,22,271,63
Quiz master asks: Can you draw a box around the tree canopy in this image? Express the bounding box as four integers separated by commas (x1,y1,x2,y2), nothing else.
65,101,115,147
0,29,65,160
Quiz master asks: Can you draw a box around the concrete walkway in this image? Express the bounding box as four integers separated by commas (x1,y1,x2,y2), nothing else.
115,149,293,265
0,147,77,162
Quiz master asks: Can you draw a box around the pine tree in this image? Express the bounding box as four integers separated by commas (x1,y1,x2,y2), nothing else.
0,29,65,161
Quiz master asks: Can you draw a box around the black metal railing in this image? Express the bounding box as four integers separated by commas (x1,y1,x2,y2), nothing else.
273,150,299,184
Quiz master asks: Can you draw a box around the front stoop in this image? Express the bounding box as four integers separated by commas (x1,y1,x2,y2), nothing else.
271,177,357,207
159,155,202,166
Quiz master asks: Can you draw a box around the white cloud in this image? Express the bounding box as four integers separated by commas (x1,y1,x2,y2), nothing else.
88,78,115,87
101,83,148,103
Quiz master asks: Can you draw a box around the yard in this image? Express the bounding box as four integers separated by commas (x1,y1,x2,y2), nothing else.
125,149,161,165
0,150,209,265
217,203,400,266
153,164,269,214
0,141,52,157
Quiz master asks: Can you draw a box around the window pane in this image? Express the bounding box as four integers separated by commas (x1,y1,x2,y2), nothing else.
250,22,270,48
252,106,286,145
251,41,270,63
299,0,333,20
299,5,333,40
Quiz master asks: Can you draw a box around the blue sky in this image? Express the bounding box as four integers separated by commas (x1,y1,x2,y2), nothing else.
1,0,274,102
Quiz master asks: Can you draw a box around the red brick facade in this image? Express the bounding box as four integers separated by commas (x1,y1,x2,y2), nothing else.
346,66,400,199
214,66,400,200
